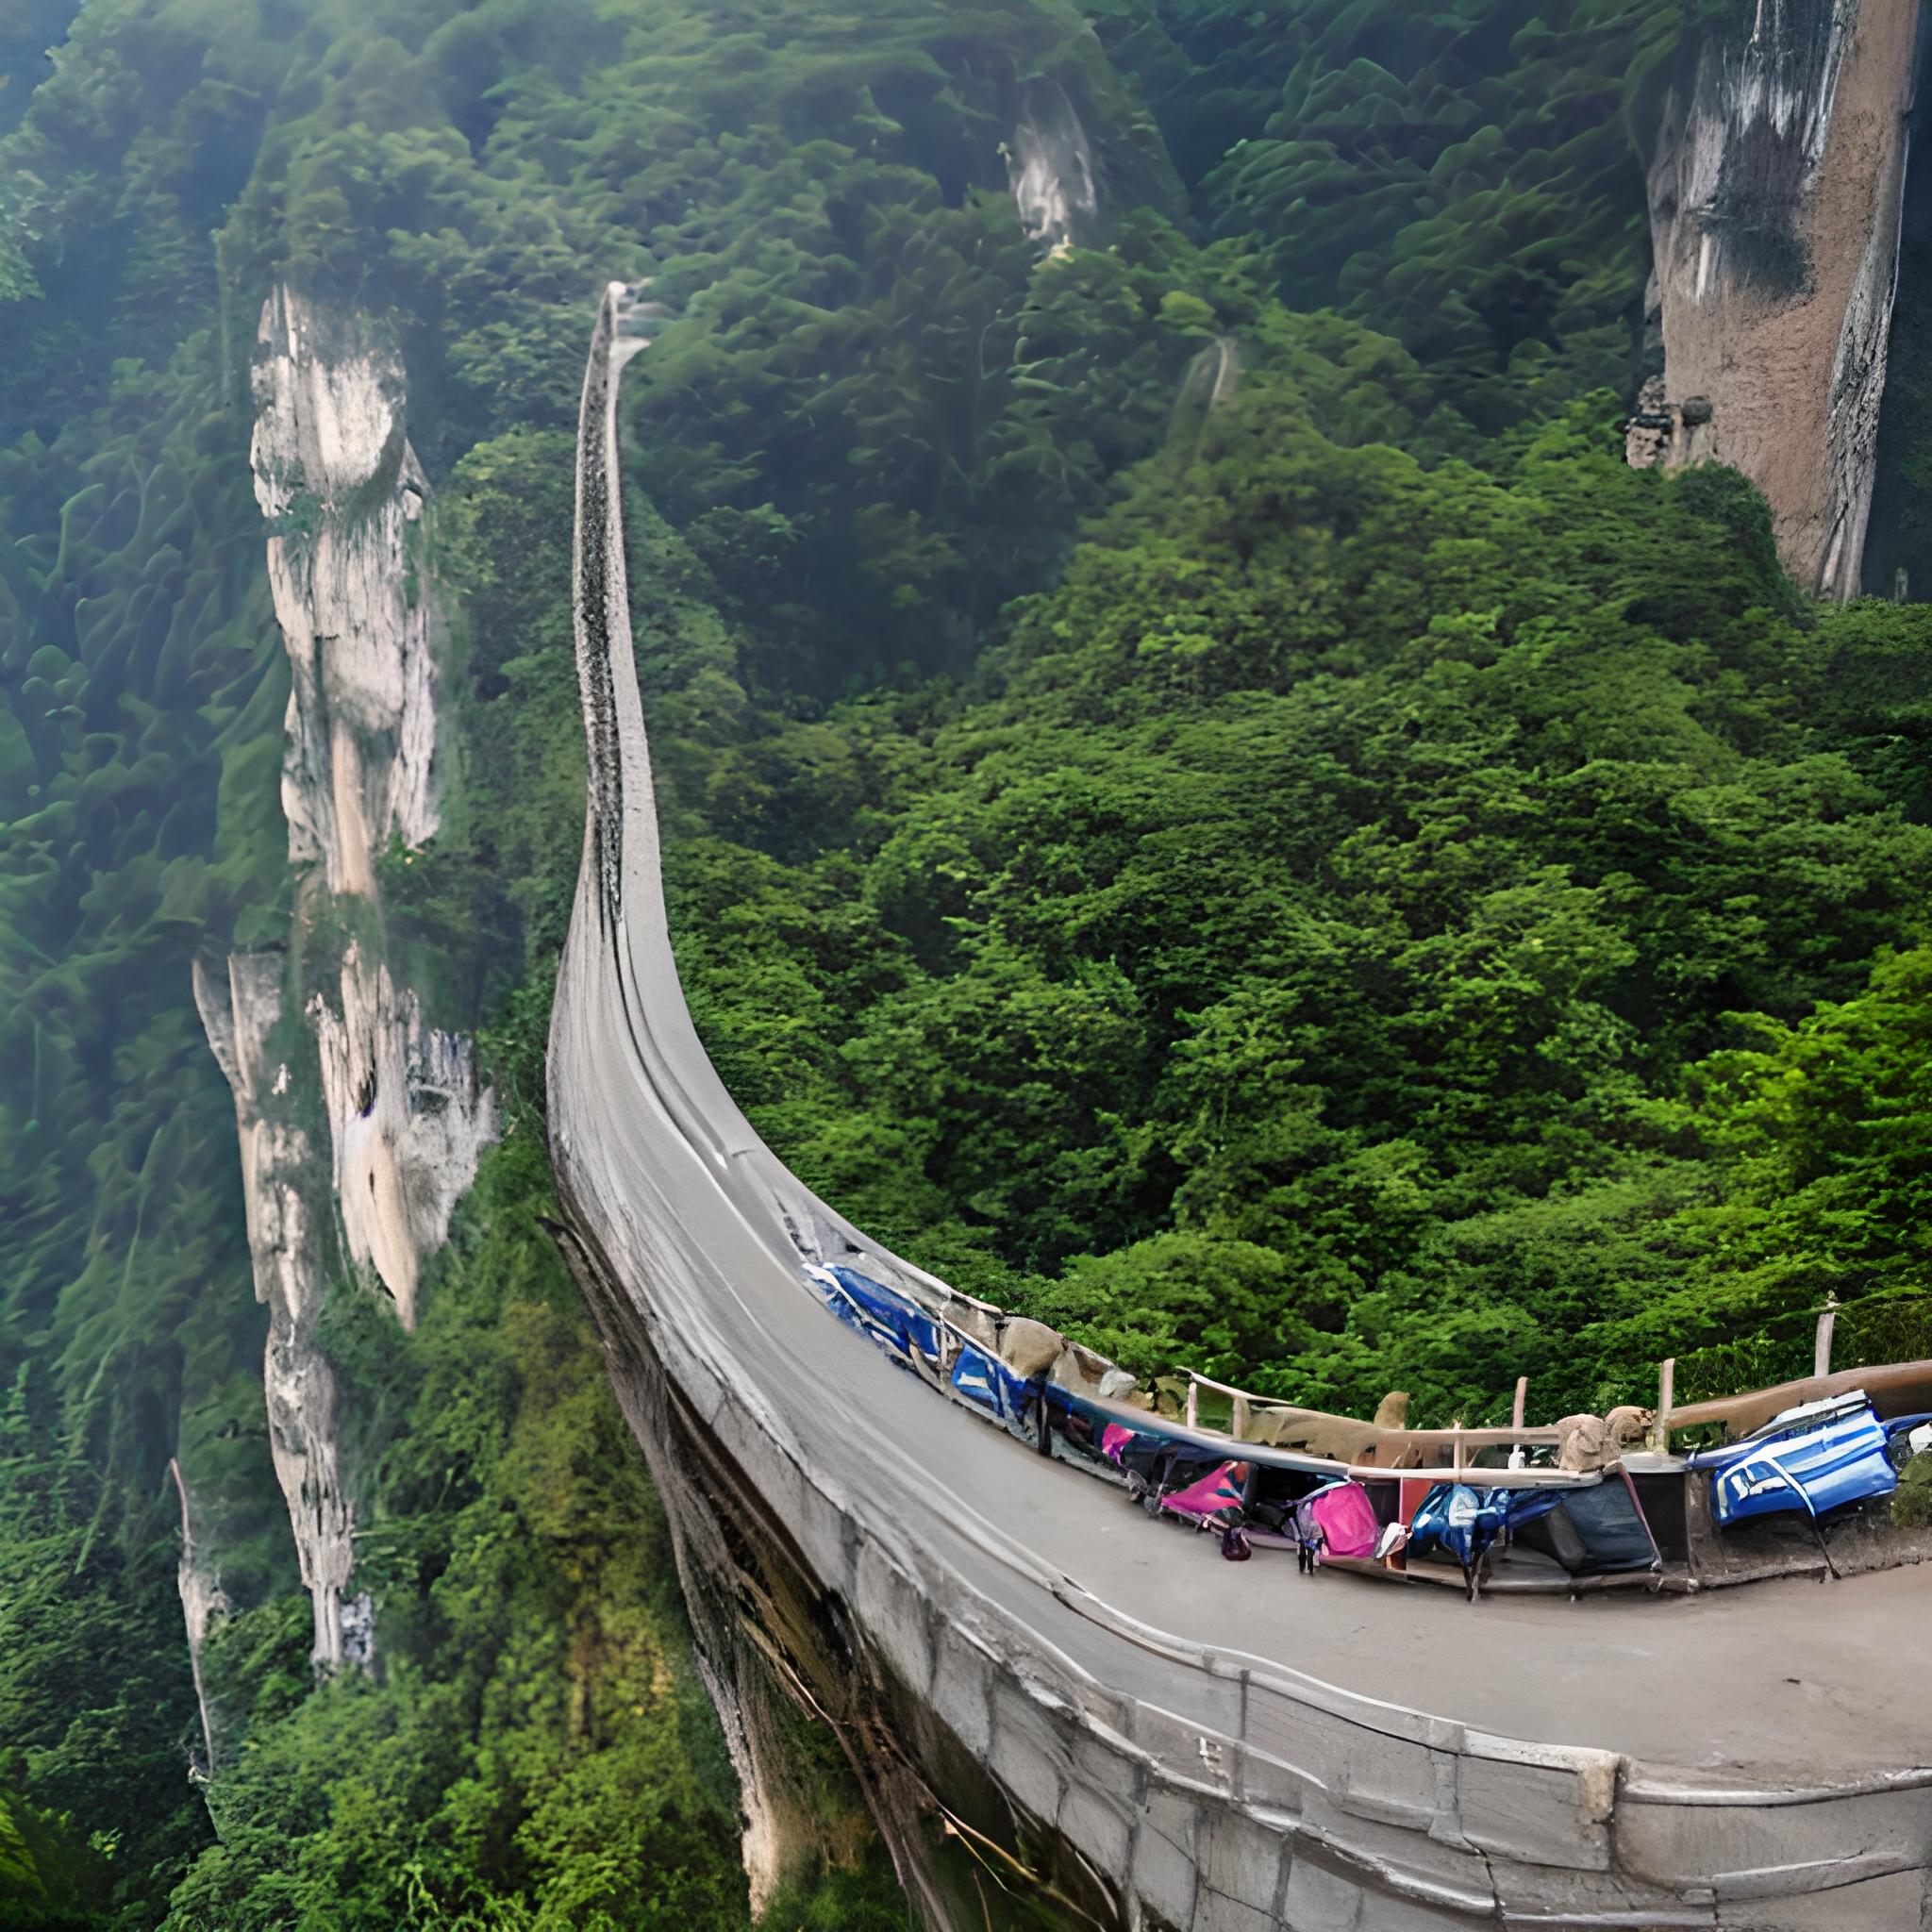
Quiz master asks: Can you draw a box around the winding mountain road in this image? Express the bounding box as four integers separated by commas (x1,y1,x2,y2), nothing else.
548,283,1932,1929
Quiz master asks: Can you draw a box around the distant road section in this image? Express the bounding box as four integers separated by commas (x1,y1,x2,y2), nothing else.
550,282,1932,1931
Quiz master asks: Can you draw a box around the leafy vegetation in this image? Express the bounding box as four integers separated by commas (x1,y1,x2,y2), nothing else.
1093,0,1684,433
663,390,1932,1424
2,0,1928,1924
158,1131,753,1932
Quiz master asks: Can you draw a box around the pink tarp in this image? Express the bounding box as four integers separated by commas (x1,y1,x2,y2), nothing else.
1307,1480,1379,1558
1158,1460,1248,1526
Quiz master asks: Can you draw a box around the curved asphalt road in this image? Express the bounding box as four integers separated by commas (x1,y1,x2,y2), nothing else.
548,283,1931,1801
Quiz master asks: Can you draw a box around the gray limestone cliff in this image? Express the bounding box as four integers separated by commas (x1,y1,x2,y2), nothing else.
193,951,360,1671
252,288,440,896
1630,0,1923,596
187,289,493,1675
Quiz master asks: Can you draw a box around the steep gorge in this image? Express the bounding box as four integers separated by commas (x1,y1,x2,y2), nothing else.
8,2,1932,1922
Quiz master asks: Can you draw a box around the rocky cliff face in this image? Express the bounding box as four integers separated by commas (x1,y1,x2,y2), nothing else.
189,289,491,1672
193,951,362,1671
1630,0,1922,596
251,288,440,897
308,941,492,1330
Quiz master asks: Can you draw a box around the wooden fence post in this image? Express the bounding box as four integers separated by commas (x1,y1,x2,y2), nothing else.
1814,1299,1838,1379
1651,1358,1674,1453
1510,1375,1527,1432
1185,1378,1198,1431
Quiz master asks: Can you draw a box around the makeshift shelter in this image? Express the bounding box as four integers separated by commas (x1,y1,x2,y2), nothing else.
1407,1484,1507,1595
793,1261,1932,1602
808,1264,943,1365
1301,1480,1380,1560
950,1340,1033,1424
1403,1473,1661,1597
1503,1473,1661,1579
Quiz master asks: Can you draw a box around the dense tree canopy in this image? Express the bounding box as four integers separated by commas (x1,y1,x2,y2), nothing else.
661,386,1932,1423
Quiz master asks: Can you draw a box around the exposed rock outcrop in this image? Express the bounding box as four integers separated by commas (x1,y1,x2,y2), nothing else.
1632,0,1922,596
246,286,492,1330
252,287,439,896
310,942,493,1330
1006,81,1099,250
193,953,362,1670
187,289,491,1671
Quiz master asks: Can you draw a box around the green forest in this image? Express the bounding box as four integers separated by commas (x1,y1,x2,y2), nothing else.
1,0,1928,1924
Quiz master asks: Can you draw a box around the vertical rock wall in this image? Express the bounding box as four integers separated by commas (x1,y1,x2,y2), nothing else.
251,287,440,896
194,952,362,1670
189,289,492,1671
1631,0,1922,596
308,941,493,1330
1863,51,1932,595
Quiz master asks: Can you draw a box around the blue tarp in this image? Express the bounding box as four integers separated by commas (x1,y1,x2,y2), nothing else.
951,1341,1033,1422
1498,1477,1657,1575
810,1265,942,1365
1687,1393,1896,1526
1408,1478,1658,1583
1407,1483,1507,1582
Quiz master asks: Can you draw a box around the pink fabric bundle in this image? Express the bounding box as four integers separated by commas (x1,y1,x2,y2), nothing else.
1307,1480,1380,1559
